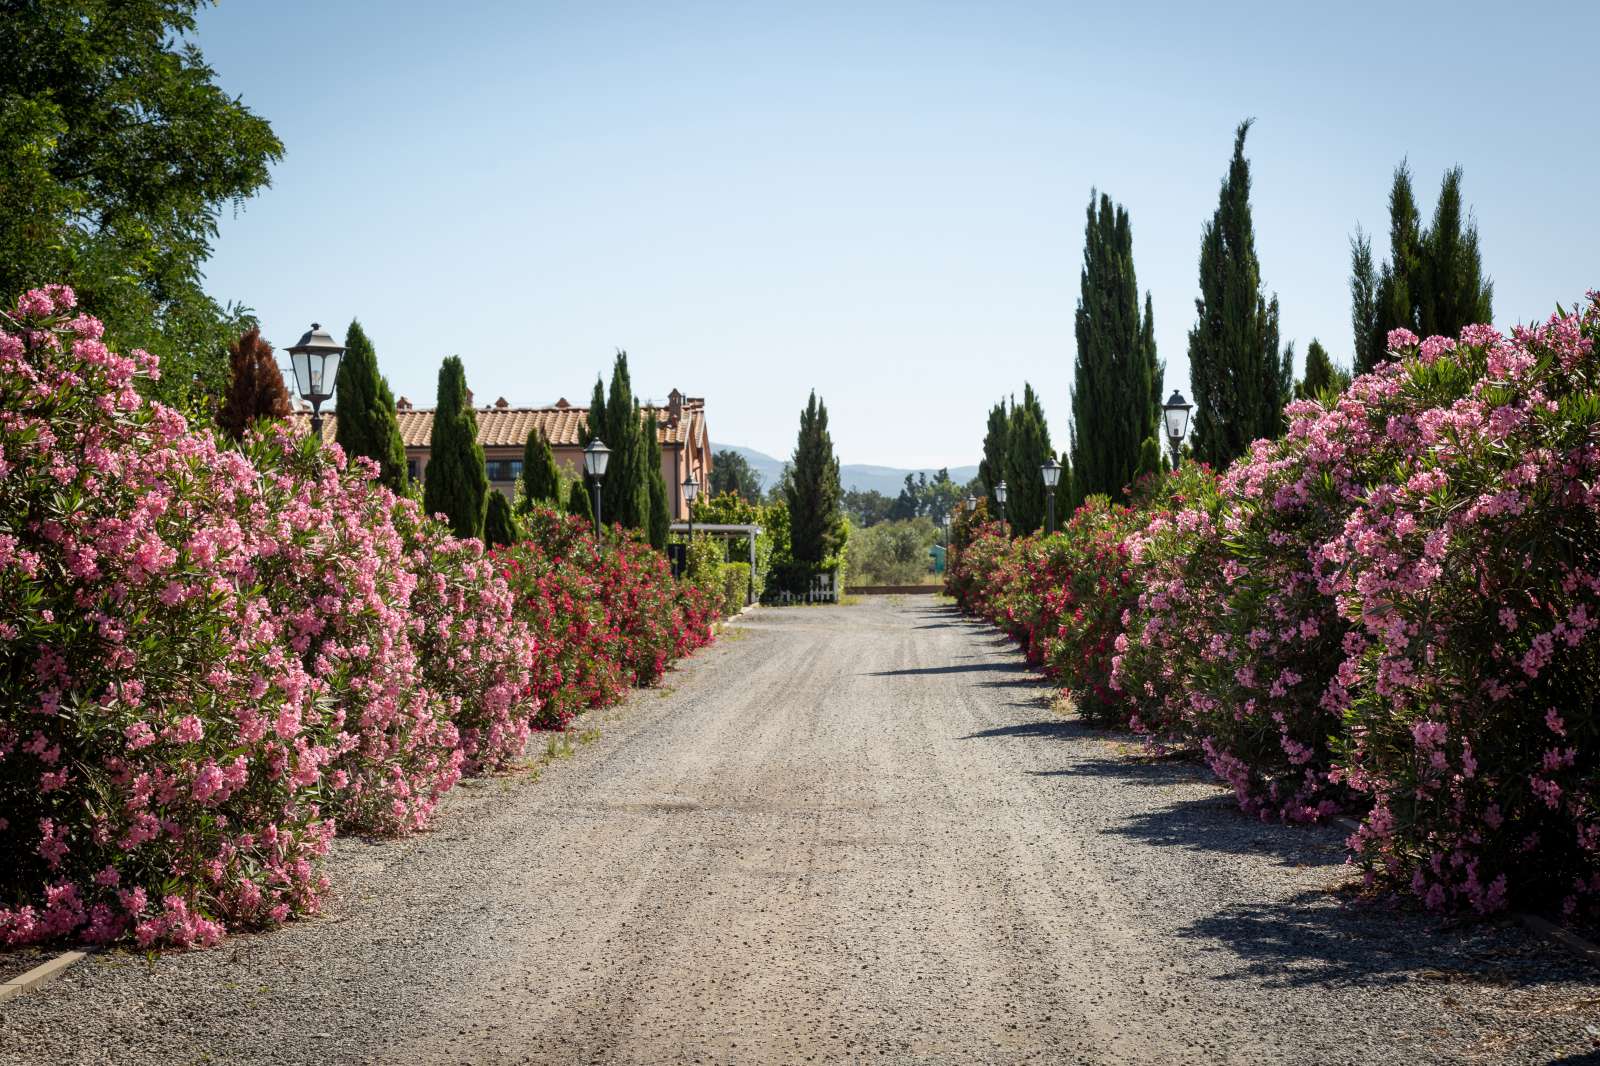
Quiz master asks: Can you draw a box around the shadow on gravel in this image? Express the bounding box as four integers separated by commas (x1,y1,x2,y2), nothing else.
1106,795,1341,867
866,662,1028,677
1178,891,1567,990
1029,754,1212,788
961,719,1093,741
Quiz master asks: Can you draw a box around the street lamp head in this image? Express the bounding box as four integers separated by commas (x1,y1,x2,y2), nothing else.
995,480,1008,505
583,437,611,479
286,323,345,405
1040,457,1062,490
682,473,699,504
1162,389,1193,443
964,494,978,512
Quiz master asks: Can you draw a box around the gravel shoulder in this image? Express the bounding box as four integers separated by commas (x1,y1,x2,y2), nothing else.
2,596,1598,1065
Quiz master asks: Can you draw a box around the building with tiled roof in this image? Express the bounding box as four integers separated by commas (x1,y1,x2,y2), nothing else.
300,388,711,518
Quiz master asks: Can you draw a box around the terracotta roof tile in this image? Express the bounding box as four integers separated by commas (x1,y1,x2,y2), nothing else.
294,401,706,451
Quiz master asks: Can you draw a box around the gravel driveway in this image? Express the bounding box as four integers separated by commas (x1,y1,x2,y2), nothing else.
3,596,1599,1065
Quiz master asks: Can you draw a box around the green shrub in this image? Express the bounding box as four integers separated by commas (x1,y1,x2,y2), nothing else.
721,563,750,615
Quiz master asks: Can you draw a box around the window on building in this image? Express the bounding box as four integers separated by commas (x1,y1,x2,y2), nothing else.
407,459,420,483
485,459,523,482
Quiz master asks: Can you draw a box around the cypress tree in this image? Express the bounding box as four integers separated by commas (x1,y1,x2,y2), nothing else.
1003,383,1053,535
422,356,488,539
1417,167,1493,338
979,400,1009,498
218,326,292,442
644,410,670,550
1352,163,1491,372
484,491,518,548
785,391,844,565
600,351,650,533
584,377,608,446
1070,190,1162,504
1295,339,1351,401
1187,119,1286,469
518,428,561,512
567,478,593,525
333,319,408,492
1350,230,1380,374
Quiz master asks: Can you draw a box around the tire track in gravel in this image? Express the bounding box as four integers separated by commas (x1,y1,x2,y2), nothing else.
4,597,1599,1065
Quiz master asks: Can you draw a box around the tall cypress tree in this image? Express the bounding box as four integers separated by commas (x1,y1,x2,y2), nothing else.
422,356,488,539
599,351,650,533
334,320,408,492
518,428,561,512
1352,163,1492,372
1350,230,1380,374
785,391,844,564
1418,167,1493,338
1187,119,1286,469
1070,191,1162,504
1004,383,1052,535
979,400,1009,498
584,377,608,447
644,411,670,550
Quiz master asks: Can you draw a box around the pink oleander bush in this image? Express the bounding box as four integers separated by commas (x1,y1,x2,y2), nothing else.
953,293,1600,915
0,287,712,948
1324,305,1600,915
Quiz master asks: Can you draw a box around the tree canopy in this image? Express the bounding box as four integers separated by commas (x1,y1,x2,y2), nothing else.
709,449,762,500
0,1,283,418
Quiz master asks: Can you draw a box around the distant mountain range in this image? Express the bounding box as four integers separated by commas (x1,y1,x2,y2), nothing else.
713,443,979,498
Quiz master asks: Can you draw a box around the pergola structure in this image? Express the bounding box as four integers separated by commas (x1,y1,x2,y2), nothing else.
670,522,762,606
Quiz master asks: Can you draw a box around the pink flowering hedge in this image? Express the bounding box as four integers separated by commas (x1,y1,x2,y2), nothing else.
950,294,1600,917
0,288,714,948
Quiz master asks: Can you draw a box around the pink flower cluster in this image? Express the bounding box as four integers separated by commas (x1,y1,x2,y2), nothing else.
0,287,713,949
950,293,1600,916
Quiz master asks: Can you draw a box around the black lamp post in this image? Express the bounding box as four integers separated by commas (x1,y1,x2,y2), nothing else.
1162,389,1193,468
583,438,610,534
682,472,699,548
994,479,1008,536
286,323,345,438
1041,457,1062,535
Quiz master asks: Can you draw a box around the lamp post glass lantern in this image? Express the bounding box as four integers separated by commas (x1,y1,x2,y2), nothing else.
583,438,610,533
1162,389,1193,468
1040,457,1062,535
965,494,977,513
287,323,345,437
994,480,1008,532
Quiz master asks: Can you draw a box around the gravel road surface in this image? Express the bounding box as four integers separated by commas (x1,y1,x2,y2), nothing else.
3,597,1599,1065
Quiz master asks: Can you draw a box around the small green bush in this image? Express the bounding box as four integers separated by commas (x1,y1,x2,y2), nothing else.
721,562,750,615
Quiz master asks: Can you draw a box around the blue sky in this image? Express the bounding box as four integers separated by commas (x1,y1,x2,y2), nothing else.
193,1,1598,469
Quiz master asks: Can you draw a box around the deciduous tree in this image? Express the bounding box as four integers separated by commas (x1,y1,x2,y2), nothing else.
0,0,283,418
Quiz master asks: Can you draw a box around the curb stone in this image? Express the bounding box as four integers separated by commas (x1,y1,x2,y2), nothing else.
1330,814,1600,963
0,951,88,1005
